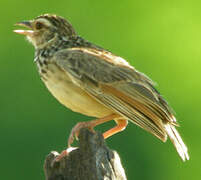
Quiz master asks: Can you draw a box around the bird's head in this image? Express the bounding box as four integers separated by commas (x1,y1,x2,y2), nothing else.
14,14,76,49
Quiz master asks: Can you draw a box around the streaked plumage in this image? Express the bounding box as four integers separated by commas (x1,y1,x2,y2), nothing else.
14,14,189,161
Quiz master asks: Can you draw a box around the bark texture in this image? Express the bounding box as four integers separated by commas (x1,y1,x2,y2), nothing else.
44,128,127,180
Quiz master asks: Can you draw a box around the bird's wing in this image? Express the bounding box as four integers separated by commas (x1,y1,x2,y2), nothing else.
53,47,177,142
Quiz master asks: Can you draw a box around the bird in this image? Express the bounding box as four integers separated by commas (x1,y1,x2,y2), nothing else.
14,14,189,161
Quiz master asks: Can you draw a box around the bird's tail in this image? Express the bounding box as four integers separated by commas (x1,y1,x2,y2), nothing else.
164,124,189,161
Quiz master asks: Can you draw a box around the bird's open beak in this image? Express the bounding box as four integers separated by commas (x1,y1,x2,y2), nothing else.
14,21,34,36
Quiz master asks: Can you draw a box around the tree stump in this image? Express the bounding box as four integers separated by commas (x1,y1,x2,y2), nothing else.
44,128,127,180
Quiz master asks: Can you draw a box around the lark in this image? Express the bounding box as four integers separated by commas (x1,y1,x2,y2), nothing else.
14,14,189,161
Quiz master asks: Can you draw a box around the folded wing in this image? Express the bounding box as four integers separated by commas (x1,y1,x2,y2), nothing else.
53,47,189,160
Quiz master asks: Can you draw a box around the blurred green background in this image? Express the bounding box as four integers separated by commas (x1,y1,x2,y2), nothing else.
1,0,200,179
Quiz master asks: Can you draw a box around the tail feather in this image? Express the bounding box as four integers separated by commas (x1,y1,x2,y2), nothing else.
165,124,189,161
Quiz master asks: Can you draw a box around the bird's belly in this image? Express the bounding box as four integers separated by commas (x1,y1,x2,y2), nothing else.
41,64,112,118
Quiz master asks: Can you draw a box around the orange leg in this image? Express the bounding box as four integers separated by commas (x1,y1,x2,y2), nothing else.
55,114,124,162
103,119,128,139
68,113,120,147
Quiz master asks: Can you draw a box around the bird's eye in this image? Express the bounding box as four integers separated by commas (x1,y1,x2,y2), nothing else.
35,22,43,30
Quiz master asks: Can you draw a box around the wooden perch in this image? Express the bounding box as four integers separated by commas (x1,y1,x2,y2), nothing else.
44,128,127,180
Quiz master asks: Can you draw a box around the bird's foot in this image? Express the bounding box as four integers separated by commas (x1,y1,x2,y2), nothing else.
52,121,95,164
53,147,78,164
68,121,95,147
68,114,118,147
52,114,118,164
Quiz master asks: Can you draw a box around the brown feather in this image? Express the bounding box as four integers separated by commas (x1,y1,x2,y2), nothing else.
102,85,167,140
84,84,167,141
54,47,188,160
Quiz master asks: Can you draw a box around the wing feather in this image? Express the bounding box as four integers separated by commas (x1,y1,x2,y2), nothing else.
85,84,167,141
54,48,177,141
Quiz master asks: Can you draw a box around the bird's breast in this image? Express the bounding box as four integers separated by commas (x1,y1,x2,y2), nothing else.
37,62,112,118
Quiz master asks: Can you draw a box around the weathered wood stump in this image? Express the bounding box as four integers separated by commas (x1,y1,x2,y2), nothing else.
44,128,127,180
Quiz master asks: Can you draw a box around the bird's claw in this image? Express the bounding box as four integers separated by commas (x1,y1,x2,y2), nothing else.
68,121,95,147
52,147,78,166
52,121,96,165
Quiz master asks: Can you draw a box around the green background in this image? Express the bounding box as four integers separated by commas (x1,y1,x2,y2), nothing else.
1,0,200,179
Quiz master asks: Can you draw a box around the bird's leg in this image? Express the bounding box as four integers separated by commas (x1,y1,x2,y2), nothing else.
103,119,128,139
68,113,119,147
54,114,119,162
